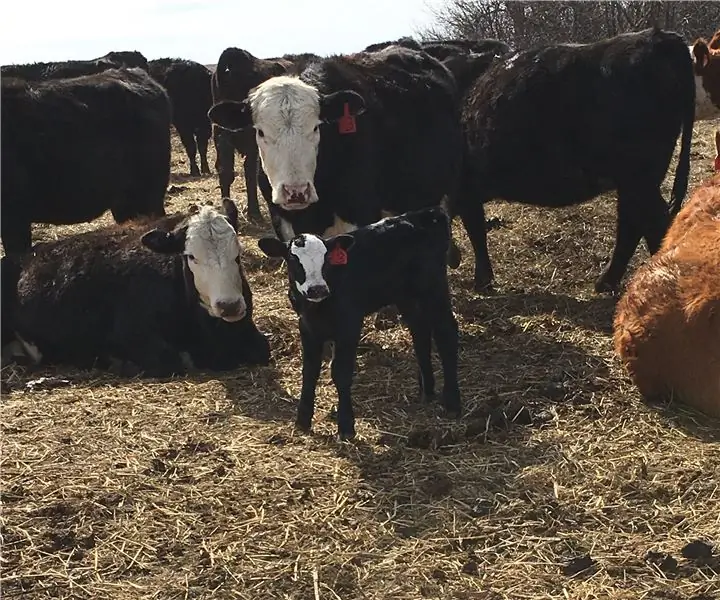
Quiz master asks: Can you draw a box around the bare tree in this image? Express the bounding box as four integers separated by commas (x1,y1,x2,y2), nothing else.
419,1,720,48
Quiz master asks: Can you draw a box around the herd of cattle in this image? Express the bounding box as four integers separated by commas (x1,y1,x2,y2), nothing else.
1,27,719,437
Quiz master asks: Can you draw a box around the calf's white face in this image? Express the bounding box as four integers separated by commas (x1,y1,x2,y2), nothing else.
184,209,246,321
208,76,366,211
288,234,331,301
257,232,356,303
142,202,247,322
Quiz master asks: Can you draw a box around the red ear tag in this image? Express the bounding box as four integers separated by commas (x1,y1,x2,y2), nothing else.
714,155,720,172
328,244,348,266
338,102,357,135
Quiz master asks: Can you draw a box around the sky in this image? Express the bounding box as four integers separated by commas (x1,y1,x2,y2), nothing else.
0,0,445,66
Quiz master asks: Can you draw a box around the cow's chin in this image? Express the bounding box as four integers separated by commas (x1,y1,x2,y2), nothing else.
221,313,246,323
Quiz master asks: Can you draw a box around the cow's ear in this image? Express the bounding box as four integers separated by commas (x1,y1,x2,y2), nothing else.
142,228,186,254
258,236,288,258
208,100,253,131
222,198,239,232
693,40,711,72
319,90,366,123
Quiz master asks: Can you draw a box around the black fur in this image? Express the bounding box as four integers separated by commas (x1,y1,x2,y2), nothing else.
454,28,696,293
1,50,148,80
2,202,270,376
258,207,460,440
149,58,213,176
211,48,320,219
211,46,464,252
1,67,171,255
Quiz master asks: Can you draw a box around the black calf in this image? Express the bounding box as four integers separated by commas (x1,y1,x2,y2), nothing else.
258,207,461,440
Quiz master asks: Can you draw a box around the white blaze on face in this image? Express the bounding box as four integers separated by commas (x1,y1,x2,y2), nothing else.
248,76,322,209
289,234,329,301
184,207,247,321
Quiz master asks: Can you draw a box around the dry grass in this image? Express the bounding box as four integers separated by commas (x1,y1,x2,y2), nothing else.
2,120,719,600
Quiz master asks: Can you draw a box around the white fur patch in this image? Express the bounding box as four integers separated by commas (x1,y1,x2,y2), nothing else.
322,215,358,238
290,234,328,300
184,206,246,321
248,76,322,207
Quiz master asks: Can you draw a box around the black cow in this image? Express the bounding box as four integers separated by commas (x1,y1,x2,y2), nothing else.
208,45,463,257
149,58,213,176
210,47,321,220
2,200,270,376
1,50,148,80
1,67,171,255
454,28,696,294
258,207,461,440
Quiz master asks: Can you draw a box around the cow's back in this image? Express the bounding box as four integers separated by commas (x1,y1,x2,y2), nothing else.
2,68,171,226
463,28,694,205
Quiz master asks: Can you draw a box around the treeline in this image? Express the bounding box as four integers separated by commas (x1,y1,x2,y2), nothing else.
421,1,719,48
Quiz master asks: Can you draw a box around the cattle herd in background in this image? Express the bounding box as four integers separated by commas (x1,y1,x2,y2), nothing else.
1,26,719,437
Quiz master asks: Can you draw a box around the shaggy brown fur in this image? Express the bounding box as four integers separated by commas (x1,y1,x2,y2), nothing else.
614,174,720,417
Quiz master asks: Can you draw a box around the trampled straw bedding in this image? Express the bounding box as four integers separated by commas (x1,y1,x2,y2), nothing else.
1,120,719,599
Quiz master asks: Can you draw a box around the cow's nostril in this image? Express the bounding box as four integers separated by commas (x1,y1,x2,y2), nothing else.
216,300,243,317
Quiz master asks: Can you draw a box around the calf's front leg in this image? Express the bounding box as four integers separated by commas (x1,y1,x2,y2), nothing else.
297,321,324,432
331,322,363,441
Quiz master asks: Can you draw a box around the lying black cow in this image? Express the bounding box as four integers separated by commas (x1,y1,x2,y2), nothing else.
208,45,463,257
1,67,171,255
454,27,696,293
211,48,320,220
2,200,270,376
149,58,213,176
1,50,148,80
258,207,461,440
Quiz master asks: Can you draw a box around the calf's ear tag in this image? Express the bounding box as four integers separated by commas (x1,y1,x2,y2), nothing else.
338,102,357,135
328,244,348,265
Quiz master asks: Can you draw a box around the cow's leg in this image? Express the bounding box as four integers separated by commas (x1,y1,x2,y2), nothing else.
595,185,646,294
243,146,262,221
177,124,200,177
429,290,461,417
641,187,671,254
457,194,494,293
1,217,32,256
213,125,236,199
397,300,436,402
196,125,212,176
297,320,324,433
331,320,363,440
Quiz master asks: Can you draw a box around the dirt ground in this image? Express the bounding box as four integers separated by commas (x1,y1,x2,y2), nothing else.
1,118,719,600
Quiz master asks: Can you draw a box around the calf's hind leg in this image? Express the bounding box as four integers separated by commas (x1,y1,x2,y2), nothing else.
397,300,436,402
427,291,461,417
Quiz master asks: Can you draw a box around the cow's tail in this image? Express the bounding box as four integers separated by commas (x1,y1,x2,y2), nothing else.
669,55,696,217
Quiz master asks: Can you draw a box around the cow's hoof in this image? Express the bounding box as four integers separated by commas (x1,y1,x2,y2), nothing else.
594,276,621,296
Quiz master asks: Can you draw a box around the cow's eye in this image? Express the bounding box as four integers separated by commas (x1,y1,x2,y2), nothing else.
186,254,196,262
257,129,265,138
313,125,319,133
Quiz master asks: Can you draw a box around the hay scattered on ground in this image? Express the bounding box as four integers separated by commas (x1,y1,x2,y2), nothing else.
2,121,719,599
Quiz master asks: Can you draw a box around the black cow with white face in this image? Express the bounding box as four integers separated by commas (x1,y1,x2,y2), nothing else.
208,45,463,254
2,200,270,376
258,207,461,440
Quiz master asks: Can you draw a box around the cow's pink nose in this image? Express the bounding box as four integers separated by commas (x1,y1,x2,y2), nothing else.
282,183,311,204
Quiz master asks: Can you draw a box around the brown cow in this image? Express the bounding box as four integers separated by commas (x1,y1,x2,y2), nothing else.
613,173,720,418
691,30,720,120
